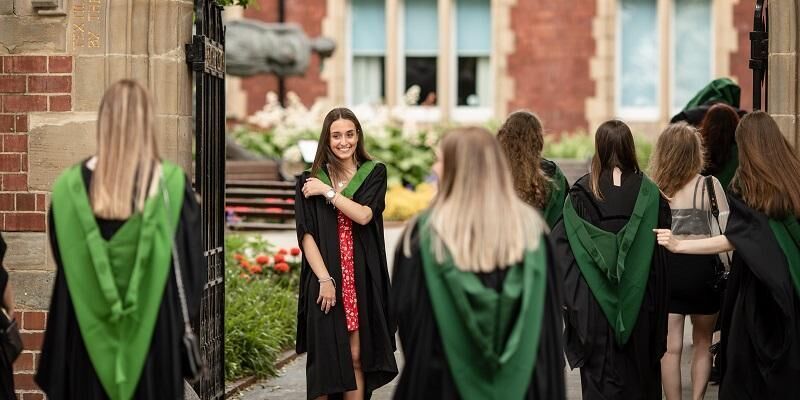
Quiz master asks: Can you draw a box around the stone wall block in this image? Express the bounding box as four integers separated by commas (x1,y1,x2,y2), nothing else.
153,0,181,56
107,55,149,87
3,232,48,271
772,114,798,147
177,115,193,172
150,58,179,115
73,56,105,111
155,115,179,163
28,115,96,191
9,271,54,310
177,1,194,50
0,1,12,15
769,0,797,54
0,16,67,54
767,54,797,115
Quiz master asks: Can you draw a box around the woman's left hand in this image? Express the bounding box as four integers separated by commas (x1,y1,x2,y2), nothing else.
302,178,331,198
654,229,681,253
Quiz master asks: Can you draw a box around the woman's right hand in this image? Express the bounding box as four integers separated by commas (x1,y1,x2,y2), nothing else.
317,280,336,314
654,229,681,253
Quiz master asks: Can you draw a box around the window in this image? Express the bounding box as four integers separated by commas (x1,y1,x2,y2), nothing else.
350,0,386,105
455,0,491,108
404,0,438,105
672,0,712,111
618,0,659,118
616,0,713,119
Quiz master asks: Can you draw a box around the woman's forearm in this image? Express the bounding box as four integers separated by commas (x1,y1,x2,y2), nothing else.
333,194,373,225
302,234,331,280
675,235,735,254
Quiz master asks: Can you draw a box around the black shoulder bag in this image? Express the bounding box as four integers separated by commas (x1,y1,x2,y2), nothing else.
705,175,730,293
0,308,21,363
161,170,207,384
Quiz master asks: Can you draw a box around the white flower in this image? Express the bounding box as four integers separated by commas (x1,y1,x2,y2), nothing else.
282,145,302,162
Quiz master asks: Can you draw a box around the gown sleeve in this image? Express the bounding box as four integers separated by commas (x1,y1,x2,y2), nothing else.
295,172,319,247
355,163,387,217
177,174,204,325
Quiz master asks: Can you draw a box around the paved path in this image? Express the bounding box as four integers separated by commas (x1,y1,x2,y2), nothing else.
233,328,719,399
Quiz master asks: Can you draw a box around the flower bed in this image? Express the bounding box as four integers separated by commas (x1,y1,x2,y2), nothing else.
225,234,302,380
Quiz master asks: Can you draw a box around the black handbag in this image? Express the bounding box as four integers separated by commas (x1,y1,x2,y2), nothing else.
0,309,22,363
161,170,207,384
705,176,730,293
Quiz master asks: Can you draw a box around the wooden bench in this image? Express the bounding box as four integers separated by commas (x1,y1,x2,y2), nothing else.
224,160,298,231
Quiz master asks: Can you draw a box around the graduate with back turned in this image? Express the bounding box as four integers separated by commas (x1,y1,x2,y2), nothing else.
551,120,670,399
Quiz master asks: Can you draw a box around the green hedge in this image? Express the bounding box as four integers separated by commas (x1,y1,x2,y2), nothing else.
225,235,301,381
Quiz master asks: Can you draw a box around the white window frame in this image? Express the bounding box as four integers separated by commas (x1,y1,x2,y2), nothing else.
450,1,493,124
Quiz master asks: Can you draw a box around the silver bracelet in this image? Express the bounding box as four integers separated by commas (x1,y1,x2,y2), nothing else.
331,192,339,208
318,276,336,288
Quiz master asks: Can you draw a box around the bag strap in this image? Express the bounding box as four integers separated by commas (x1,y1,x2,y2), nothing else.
705,176,732,266
160,167,193,335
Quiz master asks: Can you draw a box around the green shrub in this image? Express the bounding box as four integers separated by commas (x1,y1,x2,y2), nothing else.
225,235,301,381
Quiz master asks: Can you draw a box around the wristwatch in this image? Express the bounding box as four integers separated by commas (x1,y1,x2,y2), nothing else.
325,188,336,202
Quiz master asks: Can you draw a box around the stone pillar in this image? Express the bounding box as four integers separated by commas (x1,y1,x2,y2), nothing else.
767,0,799,148
0,0,194,396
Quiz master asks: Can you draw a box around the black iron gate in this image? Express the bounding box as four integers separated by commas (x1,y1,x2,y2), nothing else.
750,0,768,110
186,1,226,399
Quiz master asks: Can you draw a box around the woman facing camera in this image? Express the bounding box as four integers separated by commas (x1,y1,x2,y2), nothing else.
497,111,569,228
656,111,800,399
551,120,670,400
391,127,566,400
295,107,397,399
650,123,730,400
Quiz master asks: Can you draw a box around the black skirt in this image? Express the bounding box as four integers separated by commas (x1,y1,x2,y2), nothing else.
666,252,720,315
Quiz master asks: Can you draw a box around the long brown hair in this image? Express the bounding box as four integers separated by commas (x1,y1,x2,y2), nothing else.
590,120,640,199
650,123,705,198
310,107,371,183
91,80,159,219
424,127,544,272
497,110,550,209
733,111,800,218
699,103,739,174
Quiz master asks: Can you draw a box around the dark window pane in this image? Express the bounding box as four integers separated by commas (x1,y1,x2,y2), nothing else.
457,57,477,106
405,57,437,105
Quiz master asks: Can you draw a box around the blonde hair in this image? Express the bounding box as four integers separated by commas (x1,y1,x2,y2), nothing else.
418,127,544,273
650,122,705,198
91,80,159,219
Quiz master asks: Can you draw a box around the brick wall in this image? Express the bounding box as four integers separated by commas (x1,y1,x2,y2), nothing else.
731,0,755,112
14,311,46,400
507,1,596,135
0,55,71,232
241,0,328,115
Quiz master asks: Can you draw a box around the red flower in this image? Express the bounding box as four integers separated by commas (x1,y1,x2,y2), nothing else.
240,260,251,270
249,264,263,274
274,254,286,263
290,247,301,256
274,262,290,273
255,254,270,265
233,253,245,261
278,248,289,255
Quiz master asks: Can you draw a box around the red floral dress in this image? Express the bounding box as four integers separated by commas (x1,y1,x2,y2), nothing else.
337,210,359,332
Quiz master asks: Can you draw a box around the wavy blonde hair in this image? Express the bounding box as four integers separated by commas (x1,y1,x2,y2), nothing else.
497,110,550,209
421,127,544,273
91,80,159,219
650,122,705,198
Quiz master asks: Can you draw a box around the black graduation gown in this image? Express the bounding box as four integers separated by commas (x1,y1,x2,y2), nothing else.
391,223,566,400
551,172,670,400
717,195,800,399
294,164,398,400
0,235,14,400
36,164,205,400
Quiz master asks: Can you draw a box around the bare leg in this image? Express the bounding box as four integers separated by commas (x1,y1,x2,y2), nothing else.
689,314,717,400
662,313,686,400
344,330,365,400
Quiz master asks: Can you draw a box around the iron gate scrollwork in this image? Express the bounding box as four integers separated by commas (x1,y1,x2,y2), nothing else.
185,0,226,399
750,0,768,111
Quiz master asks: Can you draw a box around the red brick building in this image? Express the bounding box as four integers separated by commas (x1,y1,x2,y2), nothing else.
227,0,757,136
